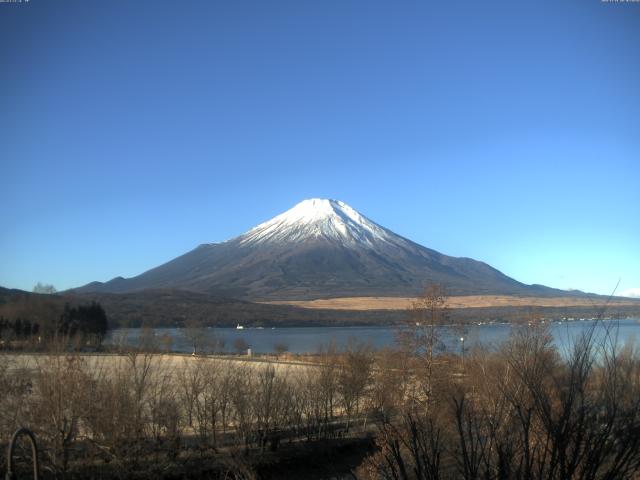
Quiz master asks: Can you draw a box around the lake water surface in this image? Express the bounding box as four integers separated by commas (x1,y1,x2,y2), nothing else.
106,318,640,354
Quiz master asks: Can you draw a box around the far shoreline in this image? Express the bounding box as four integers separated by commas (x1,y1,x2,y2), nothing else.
261,294,640,311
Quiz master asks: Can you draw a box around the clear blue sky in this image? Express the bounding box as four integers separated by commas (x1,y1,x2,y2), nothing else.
1,0,638,296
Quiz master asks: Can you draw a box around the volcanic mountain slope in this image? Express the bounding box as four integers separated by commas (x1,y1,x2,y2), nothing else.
77,199,570,300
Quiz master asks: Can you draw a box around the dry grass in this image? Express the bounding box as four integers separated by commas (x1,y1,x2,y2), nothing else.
0,352,316,378
262,295,640,311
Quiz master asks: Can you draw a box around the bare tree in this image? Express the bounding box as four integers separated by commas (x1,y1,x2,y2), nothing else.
338,340,374,430
204,329,225,355
273,342,289,357
183,320,202,355
145,358,182,458
229,364,254,453
178,357,204,429
252,365,291,452
233,338,250,355
400,283,449,409
193,359,228,450
29,353,91,477
159,333,173,353
315,342,340,437
33,282,57,294
369,347,412,423
361,315,640,480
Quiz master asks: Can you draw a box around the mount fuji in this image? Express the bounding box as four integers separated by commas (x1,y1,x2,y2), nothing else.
77,199,565,299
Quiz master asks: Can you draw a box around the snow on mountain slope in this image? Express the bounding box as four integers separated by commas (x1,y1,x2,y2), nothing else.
75,198,570,299
237,199,405,248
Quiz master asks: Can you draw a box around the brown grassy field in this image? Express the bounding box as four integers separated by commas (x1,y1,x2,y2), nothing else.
262,295,640,311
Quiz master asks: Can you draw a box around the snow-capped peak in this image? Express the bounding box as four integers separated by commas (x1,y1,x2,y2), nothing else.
237,198,405,248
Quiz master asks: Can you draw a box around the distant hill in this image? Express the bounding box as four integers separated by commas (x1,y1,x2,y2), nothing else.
75,199,582,300
3,286,639,328
85,289,639,328
71,289,407,327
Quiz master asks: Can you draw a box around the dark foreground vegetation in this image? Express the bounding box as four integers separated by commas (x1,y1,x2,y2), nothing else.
0,295,108,350
1,285,640,479
2,326,640,477
355,288,640,479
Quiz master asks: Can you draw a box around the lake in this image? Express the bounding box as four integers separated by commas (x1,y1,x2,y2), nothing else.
106,317,640,354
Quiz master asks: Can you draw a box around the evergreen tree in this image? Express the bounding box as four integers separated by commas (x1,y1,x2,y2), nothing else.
58,301,109,345
22,319,32,339
14,318,23,338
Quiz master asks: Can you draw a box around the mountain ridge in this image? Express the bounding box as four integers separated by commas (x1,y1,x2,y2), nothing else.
75,198,578,300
